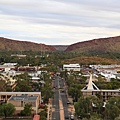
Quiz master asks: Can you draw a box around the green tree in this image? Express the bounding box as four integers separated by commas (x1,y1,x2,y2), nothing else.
15,80,32,92
68,84,82,102
14,72,32,92
0,103,16,118
20,104,32,116
41,83,53,103
75,96,103,119
105,97,120,120
38,110,47,120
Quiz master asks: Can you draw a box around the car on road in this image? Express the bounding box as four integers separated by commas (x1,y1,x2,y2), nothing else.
70,115,74,120
67,101,71,104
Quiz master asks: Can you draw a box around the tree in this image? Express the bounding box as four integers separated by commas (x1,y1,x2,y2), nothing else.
105,97,120,120
68,84,82,102
38,110,47,120
14,72,32,92
15,80,32,92
75,96,103,119
0,103,16,118
41,83,54,103
20,104,32,116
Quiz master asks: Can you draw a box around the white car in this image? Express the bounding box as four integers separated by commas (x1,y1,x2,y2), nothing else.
70,115,74,120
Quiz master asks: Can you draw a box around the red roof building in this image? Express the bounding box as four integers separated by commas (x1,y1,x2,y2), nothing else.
33,115,40,120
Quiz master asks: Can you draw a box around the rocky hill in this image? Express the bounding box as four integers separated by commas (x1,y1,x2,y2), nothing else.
1,36,120,54
65,36,120,54
0,37,56,52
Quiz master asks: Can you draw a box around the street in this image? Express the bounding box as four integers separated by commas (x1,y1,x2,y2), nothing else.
51,75,72,120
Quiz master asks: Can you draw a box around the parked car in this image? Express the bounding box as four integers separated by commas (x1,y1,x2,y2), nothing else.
70,115,74,120
67,101,71,104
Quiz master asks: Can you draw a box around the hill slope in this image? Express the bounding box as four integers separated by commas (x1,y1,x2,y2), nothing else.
0,37,56,52
62,56,120,65
65,36,120,54
52,45,68,51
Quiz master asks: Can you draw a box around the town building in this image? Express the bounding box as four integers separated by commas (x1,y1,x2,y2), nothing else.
81,74,120,101
63,64,80,71
0,63,17,72
0,92,41,114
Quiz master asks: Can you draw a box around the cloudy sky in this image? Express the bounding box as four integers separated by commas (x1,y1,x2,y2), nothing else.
0,0,120,45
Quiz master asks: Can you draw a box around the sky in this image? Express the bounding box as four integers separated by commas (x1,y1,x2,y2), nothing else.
0,0,120,45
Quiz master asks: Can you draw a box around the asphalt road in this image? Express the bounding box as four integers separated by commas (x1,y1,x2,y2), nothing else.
52,75,71,120
52,75,60,120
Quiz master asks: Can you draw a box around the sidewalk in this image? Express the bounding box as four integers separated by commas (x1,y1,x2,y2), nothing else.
47,98,52,120
66,88,75,115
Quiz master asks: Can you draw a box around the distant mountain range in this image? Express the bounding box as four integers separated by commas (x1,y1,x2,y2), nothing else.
0,37,56,52
65,36,120,54
0,36,120,54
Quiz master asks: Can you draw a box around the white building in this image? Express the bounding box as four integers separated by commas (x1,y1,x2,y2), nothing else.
63,64,80,71
81,74,120,102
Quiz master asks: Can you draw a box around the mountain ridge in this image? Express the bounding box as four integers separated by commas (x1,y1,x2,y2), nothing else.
65,36,120,54
0,37,56,52
0,36,120,53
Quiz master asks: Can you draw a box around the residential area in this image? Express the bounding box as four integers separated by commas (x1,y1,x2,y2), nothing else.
0,59,120,120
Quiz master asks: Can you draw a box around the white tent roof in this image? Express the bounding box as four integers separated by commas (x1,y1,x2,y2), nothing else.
82,74,99,91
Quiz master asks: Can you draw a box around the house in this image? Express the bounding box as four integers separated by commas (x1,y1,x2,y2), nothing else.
81,74,120,101
63,64,80,71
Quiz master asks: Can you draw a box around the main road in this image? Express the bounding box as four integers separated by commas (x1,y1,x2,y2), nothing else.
52,74,71,120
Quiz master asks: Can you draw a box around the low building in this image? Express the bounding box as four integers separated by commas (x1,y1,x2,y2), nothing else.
8,94,40,114
63,64,80,71
0,64,16,72
0,92,41,114
81,74,120,101
18,66,37,72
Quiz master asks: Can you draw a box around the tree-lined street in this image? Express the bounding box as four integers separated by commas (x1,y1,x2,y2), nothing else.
52,75,73,120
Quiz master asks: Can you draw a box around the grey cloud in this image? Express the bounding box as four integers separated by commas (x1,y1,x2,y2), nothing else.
53,0,120,12
0,0,120,45
0,0,119,25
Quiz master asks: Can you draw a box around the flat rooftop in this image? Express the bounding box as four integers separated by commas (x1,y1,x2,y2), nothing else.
9,95,38,101
0,92,41,95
